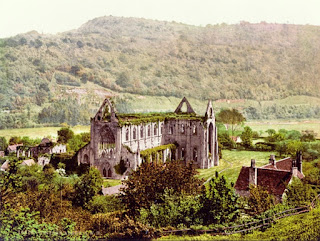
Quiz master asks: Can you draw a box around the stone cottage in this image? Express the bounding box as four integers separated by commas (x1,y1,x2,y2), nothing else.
76,97,219,179
234,153,304,201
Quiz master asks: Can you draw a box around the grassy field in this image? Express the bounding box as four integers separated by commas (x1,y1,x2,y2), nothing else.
0,125,90,141
197,150,275,184
247,120,320,137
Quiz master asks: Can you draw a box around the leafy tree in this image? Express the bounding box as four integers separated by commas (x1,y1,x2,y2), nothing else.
0,159,23,208
139,189,202,228
73,167,103,207
0,136,8,151
86,195,122,214
57,127,74,144
287,140,304,156
275,141,288,157
266,129,276,137
120,161,202,216
241,126,253,149
301,130,316,142
217,109,246,136
0,207,60,240
67,133,90,152
284,178,317,207
218,132,235,149
247,185,275,215
9,136,21,145
199,172,239,225
286,130,302,140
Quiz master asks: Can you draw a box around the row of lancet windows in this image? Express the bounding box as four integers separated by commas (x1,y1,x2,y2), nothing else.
125,124,164,141
168,124,198,135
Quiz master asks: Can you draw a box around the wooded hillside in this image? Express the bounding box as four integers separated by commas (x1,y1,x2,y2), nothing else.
1,16,320,128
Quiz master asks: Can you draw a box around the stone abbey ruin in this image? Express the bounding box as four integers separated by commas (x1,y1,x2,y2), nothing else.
77,97,219,179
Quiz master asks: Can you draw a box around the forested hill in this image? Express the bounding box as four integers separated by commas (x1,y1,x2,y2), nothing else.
1,16,320,128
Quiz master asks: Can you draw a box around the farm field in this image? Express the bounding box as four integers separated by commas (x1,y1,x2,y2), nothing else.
0,125,90,141
197,150,275,184
246,120,320,137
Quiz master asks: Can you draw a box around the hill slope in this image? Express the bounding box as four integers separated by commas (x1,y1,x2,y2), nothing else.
1,16,320,128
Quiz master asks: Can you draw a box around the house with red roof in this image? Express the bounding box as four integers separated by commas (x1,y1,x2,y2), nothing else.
234,152,304,202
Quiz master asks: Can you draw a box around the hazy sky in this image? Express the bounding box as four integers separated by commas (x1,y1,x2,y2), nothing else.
1,0,319,38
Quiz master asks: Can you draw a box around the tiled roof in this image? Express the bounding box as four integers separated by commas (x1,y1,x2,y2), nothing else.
235,155,304,197
275,158,292,172
260,157,292,172
235,166,292,196
257,169,292,195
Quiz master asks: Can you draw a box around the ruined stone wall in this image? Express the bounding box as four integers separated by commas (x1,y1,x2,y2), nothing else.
163,119,207,168
121,121,165,152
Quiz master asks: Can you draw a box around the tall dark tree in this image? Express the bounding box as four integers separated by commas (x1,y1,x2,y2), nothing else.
199,172,239,225
241,126,253,149
120,161,203,216
217,109,246,136
57,127,74,144
73,167,103,207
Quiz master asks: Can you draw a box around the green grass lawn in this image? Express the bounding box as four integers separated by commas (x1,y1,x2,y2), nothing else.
103,179,122,187
0,125,90,141
197,150,275,184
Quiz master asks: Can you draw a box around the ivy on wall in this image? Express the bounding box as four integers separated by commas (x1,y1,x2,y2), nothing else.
140,144,176,163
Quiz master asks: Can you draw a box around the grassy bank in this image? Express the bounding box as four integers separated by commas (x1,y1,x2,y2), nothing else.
158,207,320,240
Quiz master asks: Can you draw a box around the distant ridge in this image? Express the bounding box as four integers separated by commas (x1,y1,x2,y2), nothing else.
0,15,320,127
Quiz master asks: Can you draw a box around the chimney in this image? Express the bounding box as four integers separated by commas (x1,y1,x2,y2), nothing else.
251,159,256,168
249,159,257,185
296,151,303,174
269,155,276,167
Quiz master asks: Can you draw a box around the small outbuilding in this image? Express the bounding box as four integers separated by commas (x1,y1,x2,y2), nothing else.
235,153,304,202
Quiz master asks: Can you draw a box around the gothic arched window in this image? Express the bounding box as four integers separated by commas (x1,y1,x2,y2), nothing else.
154,124,158,135
193,148,198,162
193,125,197,135
125,128,129,141
133,127,137,140
148,125,151,137
181,124,185,134
140,125,144,138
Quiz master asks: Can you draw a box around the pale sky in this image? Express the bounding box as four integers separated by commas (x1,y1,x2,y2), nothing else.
0,0,319,38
